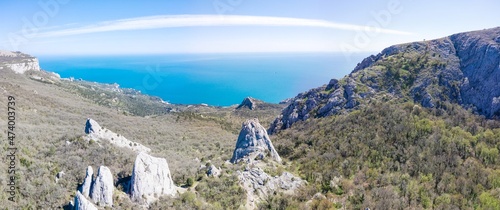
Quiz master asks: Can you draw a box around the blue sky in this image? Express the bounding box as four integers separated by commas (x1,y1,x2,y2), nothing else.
0,0,498,55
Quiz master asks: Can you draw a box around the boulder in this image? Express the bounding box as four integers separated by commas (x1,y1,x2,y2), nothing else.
73,191,98,210
84,118,151,153
230,118,282,163
55,171,65,183
238,168,304,209
207,165,221,177
130,152,176,204
78,166,93,198
90,166,114,207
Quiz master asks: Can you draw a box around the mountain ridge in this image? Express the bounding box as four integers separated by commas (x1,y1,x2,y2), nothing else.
269,26,500,134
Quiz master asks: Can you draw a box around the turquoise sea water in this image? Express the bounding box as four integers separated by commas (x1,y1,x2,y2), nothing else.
39,53,370,106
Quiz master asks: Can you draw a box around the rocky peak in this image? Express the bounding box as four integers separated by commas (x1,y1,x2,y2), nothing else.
84,118,151,153
78,166,93,198
236,97,261,110
129,152,176,204
90,166,114,207
230,118,281,163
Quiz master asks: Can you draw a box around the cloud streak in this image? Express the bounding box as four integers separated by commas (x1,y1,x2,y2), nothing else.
37,15,412,37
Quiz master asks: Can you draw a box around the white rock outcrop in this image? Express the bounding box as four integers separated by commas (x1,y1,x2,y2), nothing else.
90,166,114,207
238,168,304,209
84,118,151,153
230,118,282,163
207,165,221,177
5,58,40,74
55,171,65,183
130,152,176,204
0,50,40,74
79,166,93,197
74,191,98,210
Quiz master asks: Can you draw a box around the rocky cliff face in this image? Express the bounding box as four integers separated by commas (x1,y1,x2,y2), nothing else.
450,29,500,117
84,118,151,153
0,50,40,74
269,27,500,133
130,152,176,204
231,118,282,163
90,166,114,207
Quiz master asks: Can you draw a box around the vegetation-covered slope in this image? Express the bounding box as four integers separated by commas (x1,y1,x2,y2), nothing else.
272,99,500,209
265,27,500,209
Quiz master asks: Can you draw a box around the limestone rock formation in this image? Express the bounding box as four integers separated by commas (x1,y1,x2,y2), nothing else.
74,191,98,210
0,50,40,74
236,97,261,110
90,166,114,207
450,29,500,117
84,118,151,153
55,171,65,183
207,165,221,177
269,27,500,133
130,152,176,204
230,118,281,163
238,168,304,209
78,166,93,197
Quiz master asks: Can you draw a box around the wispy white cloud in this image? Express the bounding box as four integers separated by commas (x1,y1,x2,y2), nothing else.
37,15,412,37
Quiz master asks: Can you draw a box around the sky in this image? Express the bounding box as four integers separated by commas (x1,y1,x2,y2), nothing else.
0,0,498,55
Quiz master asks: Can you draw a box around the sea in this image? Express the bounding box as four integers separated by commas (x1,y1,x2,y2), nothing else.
38,52,371,106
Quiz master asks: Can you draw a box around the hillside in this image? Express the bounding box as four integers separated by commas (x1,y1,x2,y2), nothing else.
270,27,500,134
0,27,499,209
267,27,500,209
0,60,284,209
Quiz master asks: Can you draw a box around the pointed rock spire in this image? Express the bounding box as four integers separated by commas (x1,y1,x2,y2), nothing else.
230,118,282,163
90,166,114,207
78,166,93,198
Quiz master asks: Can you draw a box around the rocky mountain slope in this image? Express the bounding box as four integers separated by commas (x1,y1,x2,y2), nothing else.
266,27,500,209
270,27,500,134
